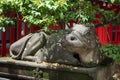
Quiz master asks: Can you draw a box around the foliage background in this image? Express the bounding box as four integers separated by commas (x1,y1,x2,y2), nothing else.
101,44,120,63
0,0,120,31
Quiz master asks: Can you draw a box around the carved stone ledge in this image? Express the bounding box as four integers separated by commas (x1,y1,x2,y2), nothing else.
0,57,114,80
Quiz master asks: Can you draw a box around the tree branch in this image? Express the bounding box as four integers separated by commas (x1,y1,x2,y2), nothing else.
94,11,120,28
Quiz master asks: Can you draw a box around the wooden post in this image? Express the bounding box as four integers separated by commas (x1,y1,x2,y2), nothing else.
17,19,22,40
1,31,6,56
24,22,29,35
10,12,15,44
1,13,7,56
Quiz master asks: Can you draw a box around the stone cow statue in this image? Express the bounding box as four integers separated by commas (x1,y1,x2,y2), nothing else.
10,24,104,67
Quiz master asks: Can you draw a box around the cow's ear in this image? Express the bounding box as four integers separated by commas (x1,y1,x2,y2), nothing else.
65,29,72,34
83,28,97,49
83,27,90,35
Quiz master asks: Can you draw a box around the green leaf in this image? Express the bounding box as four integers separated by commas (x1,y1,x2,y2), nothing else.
28,23,31,28
0,9,3,14
60,12,64,20
2,27,5,32
110,0,115,3
44,26,49,32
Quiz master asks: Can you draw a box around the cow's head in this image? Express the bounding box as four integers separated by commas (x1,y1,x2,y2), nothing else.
61,24,102,66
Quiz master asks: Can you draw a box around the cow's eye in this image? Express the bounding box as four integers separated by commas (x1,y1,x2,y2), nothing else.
70,36,76,41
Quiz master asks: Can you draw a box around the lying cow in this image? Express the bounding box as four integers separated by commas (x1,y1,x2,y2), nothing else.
10,24,104,67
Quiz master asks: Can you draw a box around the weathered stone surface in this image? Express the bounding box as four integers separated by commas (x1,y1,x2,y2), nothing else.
0,57,114,80
10,24,104,67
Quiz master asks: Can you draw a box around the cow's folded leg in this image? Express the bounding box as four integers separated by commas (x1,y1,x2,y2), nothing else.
21,49,44,63
20,32,46,62
21,56,37,62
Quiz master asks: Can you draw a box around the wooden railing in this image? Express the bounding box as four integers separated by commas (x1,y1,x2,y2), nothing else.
0,12,120,56
96,25,120,45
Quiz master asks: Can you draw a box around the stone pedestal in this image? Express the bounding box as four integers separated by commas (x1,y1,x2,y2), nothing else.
0,57,114,80
49,63,114,80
